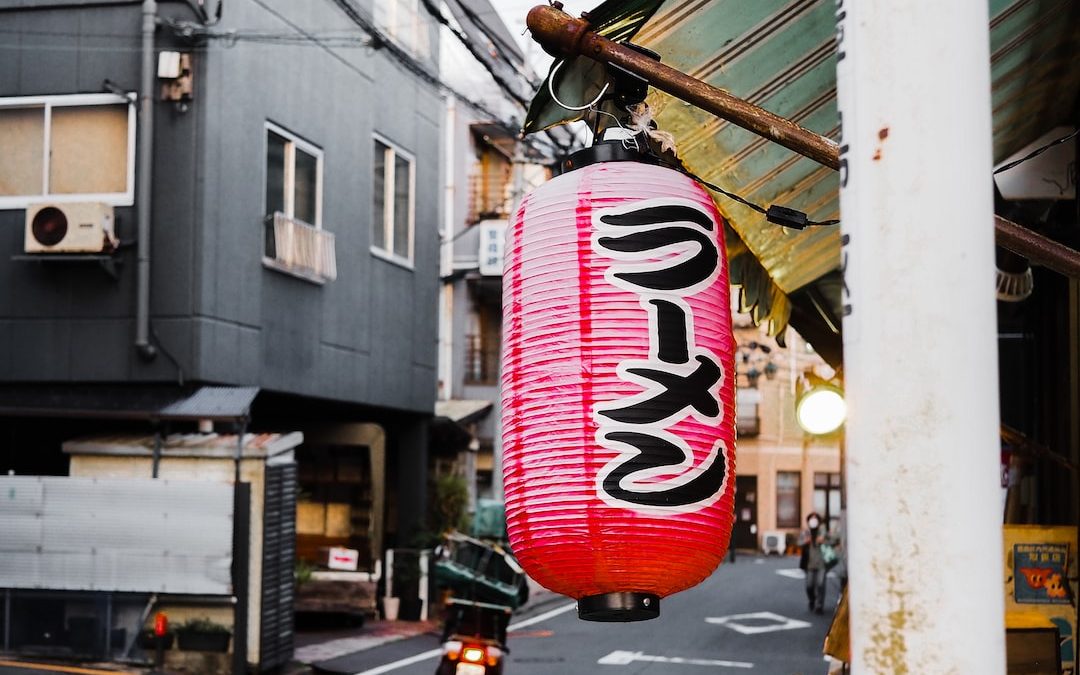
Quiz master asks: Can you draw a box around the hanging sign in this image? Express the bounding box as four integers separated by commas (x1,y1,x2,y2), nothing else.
501,160,736,621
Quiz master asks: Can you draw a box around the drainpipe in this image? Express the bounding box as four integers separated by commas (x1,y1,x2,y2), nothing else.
438,94,456,399
135,0,158,361
836,1,1004,672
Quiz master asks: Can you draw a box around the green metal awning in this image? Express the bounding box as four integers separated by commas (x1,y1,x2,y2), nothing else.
526,0,1080,355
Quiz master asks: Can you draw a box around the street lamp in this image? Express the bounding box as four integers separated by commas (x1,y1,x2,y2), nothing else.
796,380,846,435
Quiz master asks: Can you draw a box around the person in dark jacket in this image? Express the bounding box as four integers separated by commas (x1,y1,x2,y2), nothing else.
798,511,837,614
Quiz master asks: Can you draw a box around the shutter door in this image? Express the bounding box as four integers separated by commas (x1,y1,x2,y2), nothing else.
260,462,297,670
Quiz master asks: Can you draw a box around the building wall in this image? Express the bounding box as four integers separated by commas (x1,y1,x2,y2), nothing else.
734,321,842,546
0,0,440,414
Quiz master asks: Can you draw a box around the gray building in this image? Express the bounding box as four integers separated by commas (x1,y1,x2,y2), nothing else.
0,0,446,664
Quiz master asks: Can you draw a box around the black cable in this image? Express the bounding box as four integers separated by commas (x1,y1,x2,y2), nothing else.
683,169,839,229
417,0,530,107
993,128,1079,175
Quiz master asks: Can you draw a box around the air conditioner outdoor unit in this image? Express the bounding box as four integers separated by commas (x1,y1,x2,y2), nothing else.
762,529,786,556
25,202,117,253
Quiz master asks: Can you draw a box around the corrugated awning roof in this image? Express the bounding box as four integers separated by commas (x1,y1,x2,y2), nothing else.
525,0,1080,357
633,0,1079,333
0,385,260,422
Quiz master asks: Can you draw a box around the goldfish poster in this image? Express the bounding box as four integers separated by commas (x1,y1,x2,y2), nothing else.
1005,526,1077,674
1014,543,1071,604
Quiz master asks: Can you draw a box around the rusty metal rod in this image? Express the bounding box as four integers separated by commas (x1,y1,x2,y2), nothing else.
526,6,1080,280
526,4,841,170
994,215,1080,280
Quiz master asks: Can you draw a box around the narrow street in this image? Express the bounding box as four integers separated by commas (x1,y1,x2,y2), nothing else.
312,555,840,675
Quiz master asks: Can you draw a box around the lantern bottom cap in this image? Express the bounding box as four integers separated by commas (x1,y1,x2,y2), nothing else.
578,592,660,622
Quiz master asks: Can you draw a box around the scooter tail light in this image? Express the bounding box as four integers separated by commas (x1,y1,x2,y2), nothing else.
462,646,486,663
485,646,503,666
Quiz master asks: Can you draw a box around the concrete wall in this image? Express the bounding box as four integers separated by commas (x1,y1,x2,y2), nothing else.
0,0,440,414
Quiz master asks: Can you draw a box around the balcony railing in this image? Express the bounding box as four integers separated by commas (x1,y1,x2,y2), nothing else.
264,212,337,283
465,335,499,385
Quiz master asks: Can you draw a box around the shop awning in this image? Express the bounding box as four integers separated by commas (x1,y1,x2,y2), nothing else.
436,399,494,425
525,0,1080,363
0,384,261,423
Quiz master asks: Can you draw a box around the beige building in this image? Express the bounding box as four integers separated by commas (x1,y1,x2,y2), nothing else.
730,313,842,553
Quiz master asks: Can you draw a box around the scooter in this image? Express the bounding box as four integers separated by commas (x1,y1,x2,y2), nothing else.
435,598,510,675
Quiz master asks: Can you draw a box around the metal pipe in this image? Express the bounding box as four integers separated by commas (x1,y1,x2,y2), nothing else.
994,215,1080,280
526,4,840,170
151,429,162,478
135,0,158,361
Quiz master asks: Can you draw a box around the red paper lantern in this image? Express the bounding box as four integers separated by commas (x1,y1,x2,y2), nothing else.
502,155,736,621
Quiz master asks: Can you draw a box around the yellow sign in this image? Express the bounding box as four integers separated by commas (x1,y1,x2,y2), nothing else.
1004,525,1077,673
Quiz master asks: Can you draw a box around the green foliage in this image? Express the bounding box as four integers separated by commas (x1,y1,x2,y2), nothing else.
432,473,471,536
295,558,315,586
177,617,230,634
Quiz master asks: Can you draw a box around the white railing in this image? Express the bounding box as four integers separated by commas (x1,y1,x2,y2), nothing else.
266,212,337,282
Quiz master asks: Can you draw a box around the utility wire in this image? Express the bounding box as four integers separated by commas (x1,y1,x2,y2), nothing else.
993,128,1079,175
417,0,530,106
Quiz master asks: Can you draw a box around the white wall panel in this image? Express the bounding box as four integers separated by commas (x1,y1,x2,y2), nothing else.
0,476,233,594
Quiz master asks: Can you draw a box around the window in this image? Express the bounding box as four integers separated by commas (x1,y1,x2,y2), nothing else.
264,123,335,283
371,136,414,264
813,472,842,530
0,93,135,209
373,0,432,59
265,123,322,227
776,471,801,528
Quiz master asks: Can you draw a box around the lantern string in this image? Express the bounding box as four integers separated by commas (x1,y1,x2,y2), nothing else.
626,103,679,156
682,169,840,229
548,59,611,112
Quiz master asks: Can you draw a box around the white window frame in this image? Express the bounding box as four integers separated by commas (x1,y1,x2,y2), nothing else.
371,132,416,267
264,121,324,228
0,93,137,210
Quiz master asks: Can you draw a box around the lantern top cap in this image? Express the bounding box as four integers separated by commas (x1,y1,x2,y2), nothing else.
561,136,663,174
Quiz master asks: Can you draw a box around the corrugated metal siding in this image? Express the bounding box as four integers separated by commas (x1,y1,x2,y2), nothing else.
0,476,233,594
258,462,297,670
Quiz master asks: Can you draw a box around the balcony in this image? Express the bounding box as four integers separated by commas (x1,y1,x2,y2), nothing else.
464,335,499,385
736,387,761,438
263,212,337,284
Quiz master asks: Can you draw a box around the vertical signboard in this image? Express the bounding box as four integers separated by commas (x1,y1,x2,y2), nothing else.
478,220,506,276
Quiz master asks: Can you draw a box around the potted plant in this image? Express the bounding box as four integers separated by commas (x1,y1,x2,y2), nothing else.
136,628,175,650
176,617,232,652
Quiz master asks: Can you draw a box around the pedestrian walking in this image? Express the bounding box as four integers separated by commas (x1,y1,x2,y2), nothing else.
798,511,839,614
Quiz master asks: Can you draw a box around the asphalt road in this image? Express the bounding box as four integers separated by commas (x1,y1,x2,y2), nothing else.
313,554,843,675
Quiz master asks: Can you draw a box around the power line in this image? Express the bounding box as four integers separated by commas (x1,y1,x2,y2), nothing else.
993,128,1079,175
417,0,530,106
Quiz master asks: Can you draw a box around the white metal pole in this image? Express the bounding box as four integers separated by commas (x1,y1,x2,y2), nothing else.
835,1,1005,672
438,95,457,400
419,550,430,621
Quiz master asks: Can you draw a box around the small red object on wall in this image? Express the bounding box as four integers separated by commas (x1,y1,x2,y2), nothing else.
502,157,736,621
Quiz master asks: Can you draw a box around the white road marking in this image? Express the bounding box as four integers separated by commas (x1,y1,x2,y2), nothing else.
352,648,442,675
351,601,577,675
775,568,806,579
598,650,753,669
706,611,812,635
509,600,577,630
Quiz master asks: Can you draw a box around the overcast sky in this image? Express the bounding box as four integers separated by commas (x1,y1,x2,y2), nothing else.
493,0,594,74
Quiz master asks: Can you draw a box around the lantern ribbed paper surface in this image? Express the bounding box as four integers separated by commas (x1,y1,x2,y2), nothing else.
502,160,736,621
